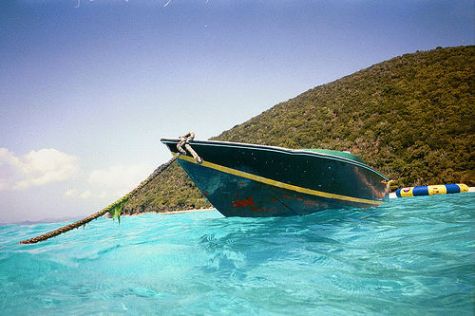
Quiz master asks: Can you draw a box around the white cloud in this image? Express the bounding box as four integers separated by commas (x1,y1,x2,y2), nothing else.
0,148,79,191
88,165,149,191
79,190,92,199
64,188,78,197
64,164,151,201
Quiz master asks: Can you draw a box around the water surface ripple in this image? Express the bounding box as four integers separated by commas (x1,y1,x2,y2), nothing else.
1,194,474,315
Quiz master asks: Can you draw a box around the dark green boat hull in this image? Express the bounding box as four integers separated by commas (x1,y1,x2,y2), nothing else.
161,139,388,217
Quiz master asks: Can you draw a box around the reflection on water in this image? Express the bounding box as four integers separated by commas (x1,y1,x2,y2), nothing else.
1,194,474,315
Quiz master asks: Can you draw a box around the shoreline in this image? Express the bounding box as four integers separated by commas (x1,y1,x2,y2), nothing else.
126,208,215,217
158,208,215,215
4,208,216,226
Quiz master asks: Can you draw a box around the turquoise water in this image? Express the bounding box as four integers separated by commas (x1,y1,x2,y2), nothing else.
1,194,474,315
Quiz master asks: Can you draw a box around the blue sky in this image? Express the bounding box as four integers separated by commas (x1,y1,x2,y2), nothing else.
0,0,473,223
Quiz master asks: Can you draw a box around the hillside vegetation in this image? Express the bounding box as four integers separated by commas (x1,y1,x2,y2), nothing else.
124,46,475,214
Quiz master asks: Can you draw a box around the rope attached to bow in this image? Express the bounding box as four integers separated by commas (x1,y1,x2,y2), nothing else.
176,131,202,164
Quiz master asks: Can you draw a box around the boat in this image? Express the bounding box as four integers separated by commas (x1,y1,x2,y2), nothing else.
161,136,389,217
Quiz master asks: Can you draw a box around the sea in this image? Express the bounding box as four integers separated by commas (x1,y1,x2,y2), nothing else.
1,193,474,315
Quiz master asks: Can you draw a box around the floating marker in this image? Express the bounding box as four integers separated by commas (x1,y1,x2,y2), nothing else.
393,183,470,198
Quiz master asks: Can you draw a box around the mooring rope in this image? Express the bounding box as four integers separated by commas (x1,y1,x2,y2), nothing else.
20,156,177,244
20,131,205,244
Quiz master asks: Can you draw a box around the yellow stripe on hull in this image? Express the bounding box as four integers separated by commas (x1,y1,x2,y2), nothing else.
175,154,383,206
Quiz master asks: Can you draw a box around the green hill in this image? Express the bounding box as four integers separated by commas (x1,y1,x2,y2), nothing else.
123,46,475,214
